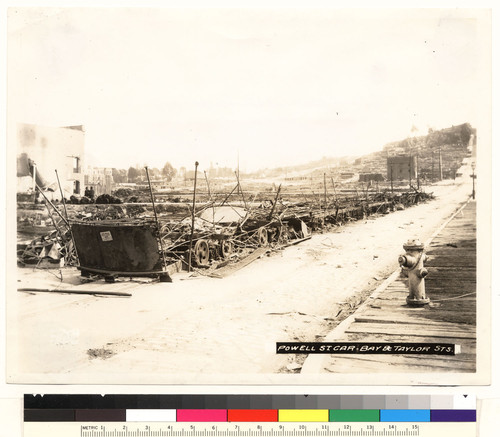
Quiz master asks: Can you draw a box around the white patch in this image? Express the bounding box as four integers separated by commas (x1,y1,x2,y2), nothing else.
100,231,113,242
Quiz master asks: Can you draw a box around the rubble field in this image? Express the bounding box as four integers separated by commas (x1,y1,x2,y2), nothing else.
17,182,434,274
9,179,472,383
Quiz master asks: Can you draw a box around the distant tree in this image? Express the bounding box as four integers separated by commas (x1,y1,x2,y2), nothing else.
459,123,473,146
112,168,128,183
149,167,161,178
427,129,447,151
120,168,128,182
162,162,177,182
138,167,147,181
128,166,140,182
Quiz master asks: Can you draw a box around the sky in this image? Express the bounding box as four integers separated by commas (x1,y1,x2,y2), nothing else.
7,7,491,173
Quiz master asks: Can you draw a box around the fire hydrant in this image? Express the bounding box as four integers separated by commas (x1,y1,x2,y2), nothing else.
398,239,430,306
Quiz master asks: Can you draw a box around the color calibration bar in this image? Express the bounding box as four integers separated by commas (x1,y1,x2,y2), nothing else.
25,408,476,423
24,394,476,423
23,395,477,437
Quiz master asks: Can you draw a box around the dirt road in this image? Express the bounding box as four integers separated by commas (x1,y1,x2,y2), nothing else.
8,180,473,384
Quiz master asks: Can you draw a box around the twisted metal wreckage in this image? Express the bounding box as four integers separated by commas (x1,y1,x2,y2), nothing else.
17,167,434,283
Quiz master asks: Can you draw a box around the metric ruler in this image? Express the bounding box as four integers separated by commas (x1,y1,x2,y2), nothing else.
23,422,476,437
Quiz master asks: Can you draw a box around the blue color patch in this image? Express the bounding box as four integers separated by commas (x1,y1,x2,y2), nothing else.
380,410,430,422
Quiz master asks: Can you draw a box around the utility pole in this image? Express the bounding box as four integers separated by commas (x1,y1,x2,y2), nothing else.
390,165,394,193
237,150,240,196
55,170,69,222
32,163,37,203
409,126,418,189
471,162,476,200
431,151,434,182
188,161,199,272
323,173,327,206
145,166,171,281
409,154,412,190
438,146,443,181
416,147,420,190
204,170,211,200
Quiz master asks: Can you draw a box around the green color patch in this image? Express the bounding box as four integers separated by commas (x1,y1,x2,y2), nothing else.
329,409,380,422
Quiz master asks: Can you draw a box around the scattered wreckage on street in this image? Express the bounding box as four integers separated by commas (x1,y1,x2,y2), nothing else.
17,167,435,283
69,202,311,282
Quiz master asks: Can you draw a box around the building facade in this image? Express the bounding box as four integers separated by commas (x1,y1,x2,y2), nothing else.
16,123,85,199
387,155,417,181
84,167,114,196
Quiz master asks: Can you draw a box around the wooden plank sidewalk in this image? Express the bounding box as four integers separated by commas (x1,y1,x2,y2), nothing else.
302,200,476,374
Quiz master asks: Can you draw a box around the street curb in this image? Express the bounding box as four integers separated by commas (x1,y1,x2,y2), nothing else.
300,197,472,374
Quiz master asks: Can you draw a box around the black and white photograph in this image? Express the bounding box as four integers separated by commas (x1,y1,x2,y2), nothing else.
5,7,492,385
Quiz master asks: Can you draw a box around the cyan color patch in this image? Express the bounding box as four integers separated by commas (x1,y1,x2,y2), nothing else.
380,409,430,422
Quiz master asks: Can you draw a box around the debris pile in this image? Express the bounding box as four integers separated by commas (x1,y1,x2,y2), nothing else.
17,186,434,277
251,189,435,232
17,229,77,267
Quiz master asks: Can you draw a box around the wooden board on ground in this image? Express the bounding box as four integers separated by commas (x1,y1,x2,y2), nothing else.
213,247,271,278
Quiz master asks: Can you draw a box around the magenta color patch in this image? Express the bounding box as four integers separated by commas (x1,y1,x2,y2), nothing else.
176,409,227,422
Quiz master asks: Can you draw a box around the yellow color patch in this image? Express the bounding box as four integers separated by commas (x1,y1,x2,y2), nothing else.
278,409,329,422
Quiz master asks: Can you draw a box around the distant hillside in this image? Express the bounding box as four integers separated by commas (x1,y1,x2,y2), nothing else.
251,155,356,179
249,123,475,182
352,123,475,180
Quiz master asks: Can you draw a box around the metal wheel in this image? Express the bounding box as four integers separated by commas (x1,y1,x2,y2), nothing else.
193,239,210,267
268,225,280,242
160,224,171,235
256,227,268,246
219,240,234,259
